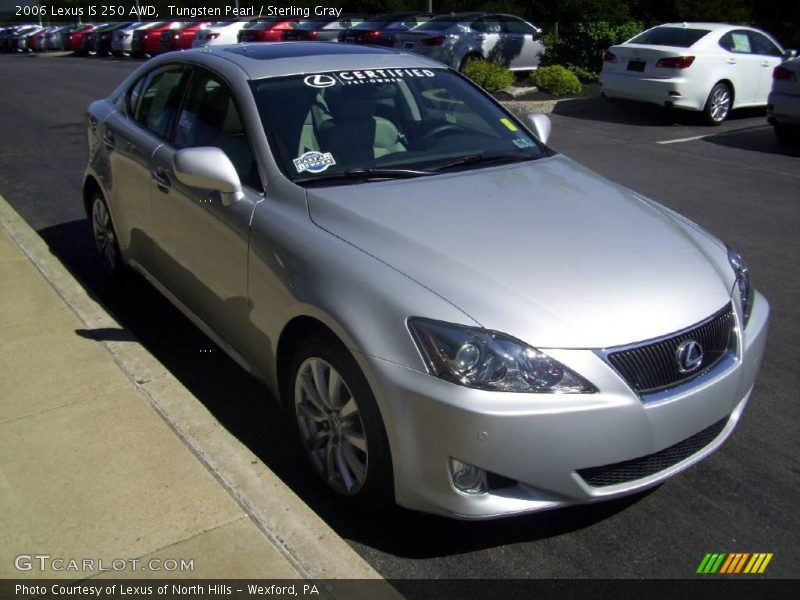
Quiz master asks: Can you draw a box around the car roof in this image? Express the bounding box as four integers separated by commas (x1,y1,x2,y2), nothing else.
183,42,444,79
657,22,757,32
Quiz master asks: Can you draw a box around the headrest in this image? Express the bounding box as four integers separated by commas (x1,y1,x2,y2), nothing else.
323,83,394,121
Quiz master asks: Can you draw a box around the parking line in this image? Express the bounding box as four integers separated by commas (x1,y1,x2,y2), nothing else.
656,135,711,145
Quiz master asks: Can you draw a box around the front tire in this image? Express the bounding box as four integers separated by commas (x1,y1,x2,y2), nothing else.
291,335,393,508
704,82,732,125
90,192,122,276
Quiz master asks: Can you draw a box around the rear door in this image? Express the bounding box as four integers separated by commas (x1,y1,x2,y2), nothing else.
500,16,543,69
471,16,504,64
718,30,765,104
103,64,190,273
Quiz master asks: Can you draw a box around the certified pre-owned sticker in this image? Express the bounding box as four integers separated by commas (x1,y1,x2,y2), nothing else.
304,74,337,88
302,69,437,89
293,151,336,174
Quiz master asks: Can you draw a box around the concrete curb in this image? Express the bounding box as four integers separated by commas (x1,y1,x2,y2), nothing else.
0,193,388,583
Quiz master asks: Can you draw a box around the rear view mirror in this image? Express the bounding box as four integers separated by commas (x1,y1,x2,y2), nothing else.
524,113,552,145
785,49,798,60
173,147,243,207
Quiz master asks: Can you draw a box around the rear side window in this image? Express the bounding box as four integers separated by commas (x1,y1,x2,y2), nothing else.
719,31,752,53
131,66,189,140
629,27,710,48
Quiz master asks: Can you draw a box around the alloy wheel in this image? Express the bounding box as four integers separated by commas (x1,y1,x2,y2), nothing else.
294,357,368,495
91,196,117,274
708,86,731,123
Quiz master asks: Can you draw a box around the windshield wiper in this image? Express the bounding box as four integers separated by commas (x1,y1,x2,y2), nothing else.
299,167,433,185
426,150,535,173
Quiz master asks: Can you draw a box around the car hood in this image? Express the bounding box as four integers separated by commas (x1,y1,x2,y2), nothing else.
306,155,733,349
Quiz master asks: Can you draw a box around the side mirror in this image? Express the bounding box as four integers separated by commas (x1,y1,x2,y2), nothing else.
173,147,243,207
524,113,552,145
784,49,798,60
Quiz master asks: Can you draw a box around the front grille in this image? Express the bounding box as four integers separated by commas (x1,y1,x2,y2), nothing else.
577,416,728,487
606,304,734,394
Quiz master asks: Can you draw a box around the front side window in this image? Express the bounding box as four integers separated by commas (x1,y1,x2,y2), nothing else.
250,68,549,185
747,31,782,56
174,69,260,190
131,65,189,139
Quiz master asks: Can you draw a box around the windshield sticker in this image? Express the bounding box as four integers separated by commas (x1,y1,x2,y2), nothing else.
304,74,337,88
513,138,535,149
500,118,519,132
302,69,437,88
294,151,336,174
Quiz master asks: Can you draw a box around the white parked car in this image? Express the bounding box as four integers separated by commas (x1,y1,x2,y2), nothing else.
767,57,800,143
600,23,789,124
192,21,250,48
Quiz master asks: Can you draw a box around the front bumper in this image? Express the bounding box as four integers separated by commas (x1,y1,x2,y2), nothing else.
600,72,707,111
361,292,769,519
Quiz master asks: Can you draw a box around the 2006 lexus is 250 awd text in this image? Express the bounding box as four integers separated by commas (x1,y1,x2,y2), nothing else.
84,42,768,519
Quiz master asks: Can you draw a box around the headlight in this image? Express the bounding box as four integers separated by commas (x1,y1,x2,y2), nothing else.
408,318,596,393
727,247,754,328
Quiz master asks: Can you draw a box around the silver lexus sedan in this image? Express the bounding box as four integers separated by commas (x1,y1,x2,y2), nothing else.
84,43,768,519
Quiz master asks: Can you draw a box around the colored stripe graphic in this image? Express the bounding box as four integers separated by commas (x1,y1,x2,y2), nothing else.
698,553,773,574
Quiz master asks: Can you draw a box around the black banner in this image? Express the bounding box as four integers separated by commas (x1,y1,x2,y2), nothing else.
2,579,800,600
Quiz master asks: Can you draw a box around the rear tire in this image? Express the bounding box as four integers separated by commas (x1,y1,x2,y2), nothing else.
703,82,732,125
290,334,393,509
90,192,124,277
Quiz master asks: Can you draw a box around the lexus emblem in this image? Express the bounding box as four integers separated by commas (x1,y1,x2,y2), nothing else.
675,340,704,373
303,74,337,88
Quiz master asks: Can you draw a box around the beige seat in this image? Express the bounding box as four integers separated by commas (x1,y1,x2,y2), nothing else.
315,85,406,165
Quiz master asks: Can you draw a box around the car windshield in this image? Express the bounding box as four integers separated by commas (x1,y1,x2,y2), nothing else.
250,68,549,185
629,27,711,48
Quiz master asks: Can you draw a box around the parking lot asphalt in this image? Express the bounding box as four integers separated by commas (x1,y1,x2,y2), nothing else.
0,54,798,580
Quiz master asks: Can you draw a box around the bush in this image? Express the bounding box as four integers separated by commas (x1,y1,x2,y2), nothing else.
566,64,599,84
542,21,643,74
462,59,515,92
530,65,582,97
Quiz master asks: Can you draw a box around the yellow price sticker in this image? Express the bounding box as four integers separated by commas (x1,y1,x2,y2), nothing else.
500,118,519,132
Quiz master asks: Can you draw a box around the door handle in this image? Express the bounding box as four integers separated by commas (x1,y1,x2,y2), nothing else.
151,168,171,193
102,130,115,150
726,58,737,65
474,34,485,41
761,61,771,67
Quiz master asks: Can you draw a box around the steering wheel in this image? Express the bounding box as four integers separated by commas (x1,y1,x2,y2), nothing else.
420,124,465,145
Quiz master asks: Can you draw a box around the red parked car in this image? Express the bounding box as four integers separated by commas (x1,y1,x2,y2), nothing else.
237,18,300,42
132,21,186,57
160,21,210,52
66,25,97,53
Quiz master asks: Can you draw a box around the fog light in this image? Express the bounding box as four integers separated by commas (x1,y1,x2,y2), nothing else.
450,459,488,494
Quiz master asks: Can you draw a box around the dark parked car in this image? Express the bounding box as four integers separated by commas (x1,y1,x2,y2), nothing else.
238,17,303,42
86,22,132,56
338,12,433,47
282,14,367,42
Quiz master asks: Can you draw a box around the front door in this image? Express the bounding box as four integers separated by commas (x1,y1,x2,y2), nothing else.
149,68,263,356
